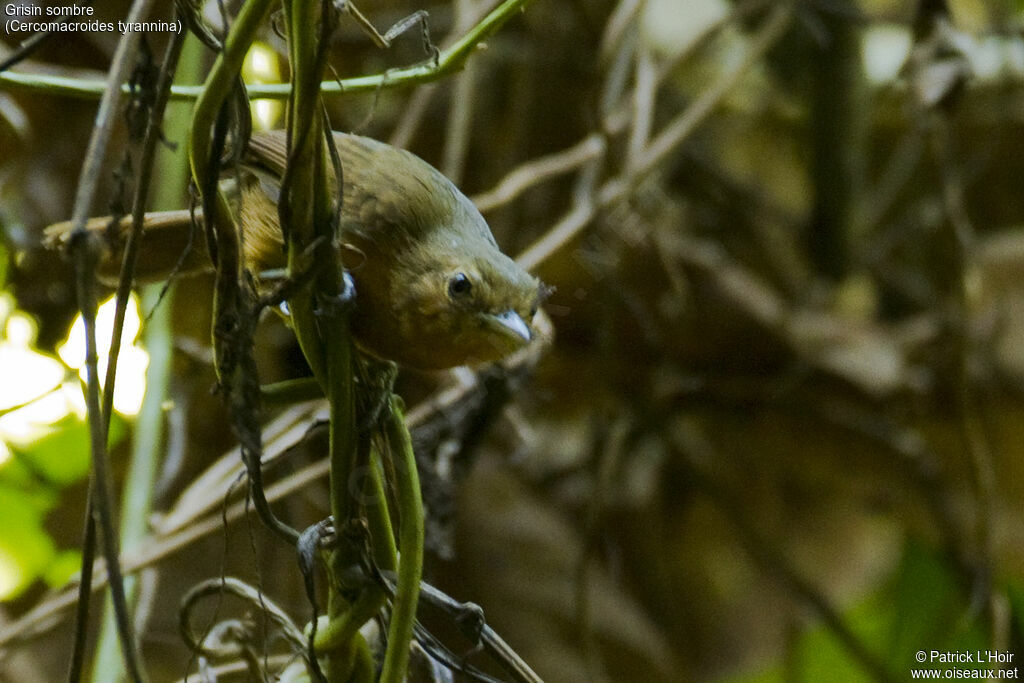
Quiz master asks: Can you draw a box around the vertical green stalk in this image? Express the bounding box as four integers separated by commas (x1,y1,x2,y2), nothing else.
380,397,424,683
187,0,274,193
277,2,373,680
90,284,171,681
90,34,204,682
281,0,334,390
364,450,398,573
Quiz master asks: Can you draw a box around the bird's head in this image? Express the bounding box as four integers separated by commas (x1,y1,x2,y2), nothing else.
378,228,544,370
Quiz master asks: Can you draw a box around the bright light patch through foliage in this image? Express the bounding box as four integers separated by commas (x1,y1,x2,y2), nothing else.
57,293,149,416
243,41,283,130
0,294,74,467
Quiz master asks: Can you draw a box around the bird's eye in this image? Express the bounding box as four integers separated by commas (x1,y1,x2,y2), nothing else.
448,273,473,298
529,302,539,318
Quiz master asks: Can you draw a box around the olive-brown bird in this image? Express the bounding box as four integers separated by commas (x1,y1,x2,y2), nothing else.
47,131,543,370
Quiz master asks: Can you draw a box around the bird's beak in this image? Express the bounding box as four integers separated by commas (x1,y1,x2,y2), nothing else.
489,309,532,343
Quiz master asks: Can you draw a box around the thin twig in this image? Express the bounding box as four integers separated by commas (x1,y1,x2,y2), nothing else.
388,82,438,148
626,42,656,169
101,27,186,433
388,0,496,148
514,3,794,272
179,577,306,657
468,0,774,223
0,314,553,653
441,0,478,183
64,0,162,680
473,136,606,213
470,0,768,216
89,24,186,682
597,0,643,67
376,571,545,683
0,0,538,101
606,3,793,204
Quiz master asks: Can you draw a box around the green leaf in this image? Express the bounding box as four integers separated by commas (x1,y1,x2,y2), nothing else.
791,591,888,682
6,412,127,487
886,538,963,664
724,538,990,682
0,490,56,600
43,549,82,588
885,539,986,671
0,479,58,515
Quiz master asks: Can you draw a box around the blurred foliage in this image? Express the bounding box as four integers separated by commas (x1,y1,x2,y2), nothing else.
731,540,994,680
0,232,129,601
4,0,1024,681
0,409,126,599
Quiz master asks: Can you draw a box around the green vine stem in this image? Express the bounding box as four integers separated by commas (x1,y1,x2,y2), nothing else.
380,396,424,683
280,0,334,388
0,0,537,101
365,449,399,573
91,31,202,681
186,0,273,192
310,436,395,677
277,1,372,680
